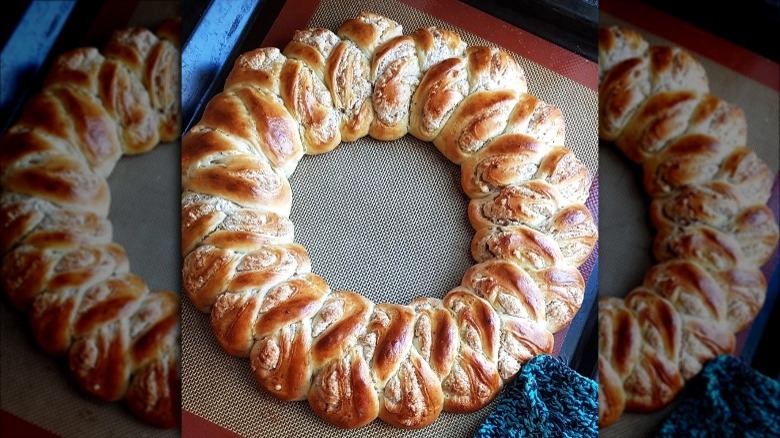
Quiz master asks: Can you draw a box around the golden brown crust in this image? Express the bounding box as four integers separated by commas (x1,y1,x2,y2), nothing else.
623,289,684,411
311,290,373,367
182,11,595,430
250,275,330,401
284,29,340,81
505,93,566,147
44,48,161,155
183,152,293,214
33,248,132,354
719,267,766,332
126,351,180,429
69,322,133,401
471,225,565,270
326,41,374,142
18,87,122,177
99,59,161,153
103,28,181,142
225,47,343,157
280,59,342,154
378,350,444,428
461,133,547,198
338,11,402,56
225,47,286,95
369,35,421,141
537,146,590,204
598,26,648,80
468,181,565,230
409,57,468,142
0,195,112,255
530,266,585,332
466,46,526,94
251,320,314,401
499,315,554,379
433,90,519,164
181,191,295,255
547,204,599,266
308,348,380,429
410,27,466,71
193,87,304,175
719,147,773,204
598,26,778,428
441,288,502,412
0,21,181,428
2,151,111,216
598,355,626,428
410,298,459,380
462,260,545,325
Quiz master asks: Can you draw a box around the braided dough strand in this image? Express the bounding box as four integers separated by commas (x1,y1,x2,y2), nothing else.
1,19,181,428
597,26,779,428
182,12,596,429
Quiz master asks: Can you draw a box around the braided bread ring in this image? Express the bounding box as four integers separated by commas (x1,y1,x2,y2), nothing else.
597,26,779,428
182,12,596,429
1,20,182,428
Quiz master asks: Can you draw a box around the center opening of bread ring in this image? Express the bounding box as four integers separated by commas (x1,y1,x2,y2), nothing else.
597,143,654,296
288,137,472,304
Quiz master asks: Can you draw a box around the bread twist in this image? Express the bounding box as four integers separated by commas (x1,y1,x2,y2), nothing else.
597,26,779,428
0,20,181,428
182,12,596,429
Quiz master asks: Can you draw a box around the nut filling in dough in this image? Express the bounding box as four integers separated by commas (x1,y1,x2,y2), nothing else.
597,26,779,428
1,20,182,428
182,12,596,429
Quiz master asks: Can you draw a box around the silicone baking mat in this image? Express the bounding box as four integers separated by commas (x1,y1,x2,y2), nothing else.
0,2,181,437
180,0,599,436
599,0,780,436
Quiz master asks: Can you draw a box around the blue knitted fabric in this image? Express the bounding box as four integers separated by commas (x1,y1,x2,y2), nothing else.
656,354,780,437
473,354,598,438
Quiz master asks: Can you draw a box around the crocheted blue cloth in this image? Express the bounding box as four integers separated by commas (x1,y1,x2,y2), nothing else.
657,354,780,437
474,354,598,438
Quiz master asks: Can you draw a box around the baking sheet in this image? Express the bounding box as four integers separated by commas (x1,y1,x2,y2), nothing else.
0,2,181,437
180,0,599,436
599,8,780,438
